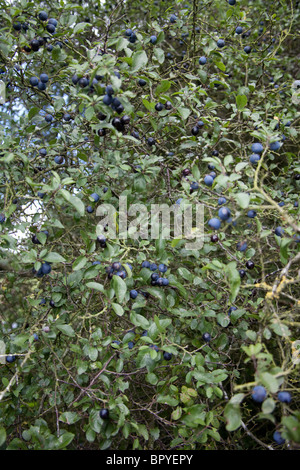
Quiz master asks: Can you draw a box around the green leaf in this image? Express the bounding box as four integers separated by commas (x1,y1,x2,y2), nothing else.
86,428,96,443
177,107,190,120
215,61,226,72
171,407,182,421
6,438,28,450
282,416,300,443
12,334,29,347
235,192,250,209
236,95,248,111
36,232,47,245
136,348,156,371
55,432,75,449
153,47,165,64
157,395,179,407
21,249,37,264
262,398,276,414
198,69,207,82
72,255,88,271
207,428,221,442
224,403,242,431
259,372,279,393
192,165,200,180
228,393,245,406
146,373,158,385
224,155,233,168
87,346,98,361
86,282,105,293
224,394,244,431
137,424,149,441
59,412,81,425
112,275,127,303
60,189,85,216
216,314,230,328
155,80,171,96
42,252,66,263
181,405,206,427
142,99,155,112
85,106,95,121
270,321,291,337
56,324,75,337
130,311,149,329
116,37,129,51
146,287,166,303
53,97,65,112
73,22,89,34
177,267,193,282
224,262,241,303
112,303,124,316
84,266,100,280
28,107,39,120
131,50,148,72
279,238,291,265
0,427,6,447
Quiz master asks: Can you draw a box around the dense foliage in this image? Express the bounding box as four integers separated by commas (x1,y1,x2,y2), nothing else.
0,0,299,451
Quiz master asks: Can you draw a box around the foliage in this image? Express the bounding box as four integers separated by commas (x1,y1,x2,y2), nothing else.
0,0,299,451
